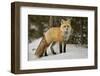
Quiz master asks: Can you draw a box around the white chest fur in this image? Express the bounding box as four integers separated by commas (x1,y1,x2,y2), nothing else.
63,28,72,41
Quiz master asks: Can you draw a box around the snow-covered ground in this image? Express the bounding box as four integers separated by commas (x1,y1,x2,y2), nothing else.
28,38,88,61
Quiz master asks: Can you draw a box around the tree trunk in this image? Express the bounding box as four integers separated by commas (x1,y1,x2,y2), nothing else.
49,16,53,27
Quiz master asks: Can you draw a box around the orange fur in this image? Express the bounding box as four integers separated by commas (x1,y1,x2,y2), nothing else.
44,27,64,44
35,19,72,57
44,19,72,44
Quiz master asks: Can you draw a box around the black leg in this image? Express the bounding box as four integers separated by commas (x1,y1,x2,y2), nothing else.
50,42,56,55
63,42,66,53
59,42,62,53
44,51,48,56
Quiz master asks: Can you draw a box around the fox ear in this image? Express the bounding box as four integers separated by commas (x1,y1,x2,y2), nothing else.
61,19,65,24
67,18,72,24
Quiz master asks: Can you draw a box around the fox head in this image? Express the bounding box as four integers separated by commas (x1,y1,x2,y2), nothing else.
60,19,72,34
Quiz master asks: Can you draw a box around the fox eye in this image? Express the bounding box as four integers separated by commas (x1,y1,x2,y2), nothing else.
63,26,66,28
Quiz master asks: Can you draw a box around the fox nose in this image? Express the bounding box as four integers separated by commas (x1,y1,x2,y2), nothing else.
65,28,68,32
66,28,68,30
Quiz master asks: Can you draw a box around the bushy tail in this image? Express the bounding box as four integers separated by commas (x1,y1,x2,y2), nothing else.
35,37,49,58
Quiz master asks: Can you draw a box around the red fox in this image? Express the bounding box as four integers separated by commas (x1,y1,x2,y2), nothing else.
35,19,72,58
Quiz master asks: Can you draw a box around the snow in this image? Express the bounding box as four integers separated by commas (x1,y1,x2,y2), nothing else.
28,38,88,61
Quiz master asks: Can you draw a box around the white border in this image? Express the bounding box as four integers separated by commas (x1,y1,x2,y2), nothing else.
20,6,95,70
